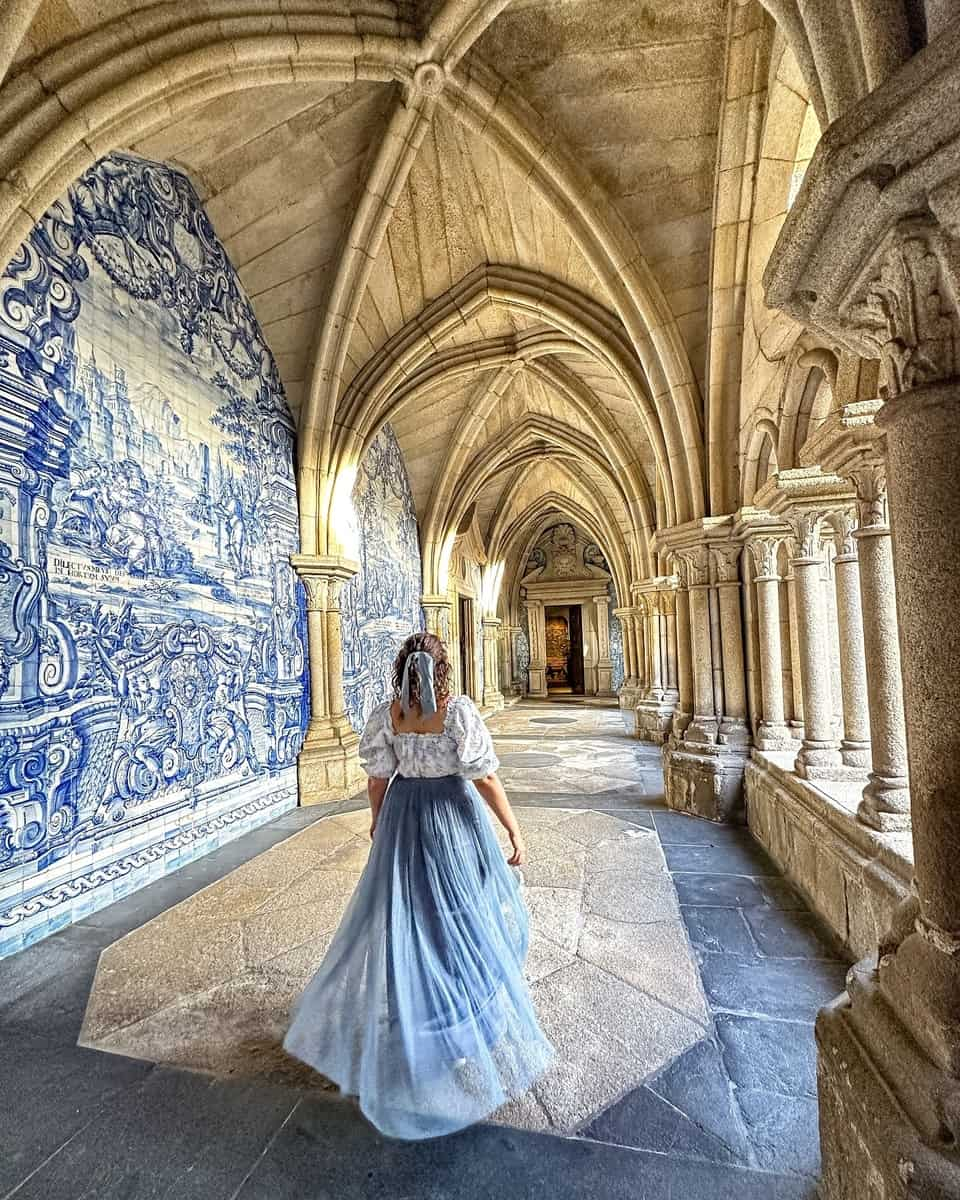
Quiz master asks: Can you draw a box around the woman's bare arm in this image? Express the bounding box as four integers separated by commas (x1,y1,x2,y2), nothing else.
473,773,526,865
367,776,389,838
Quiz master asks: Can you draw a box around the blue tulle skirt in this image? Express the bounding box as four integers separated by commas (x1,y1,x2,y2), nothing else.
283,774,555,1140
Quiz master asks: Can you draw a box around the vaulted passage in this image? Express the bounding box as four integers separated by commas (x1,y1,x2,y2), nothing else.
1,2,960,1196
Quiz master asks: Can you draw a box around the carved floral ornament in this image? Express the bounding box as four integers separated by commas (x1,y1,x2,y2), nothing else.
748,536,783,580
830,509,858,558
841,219,960,400
710,544,742,585
848,462,889,531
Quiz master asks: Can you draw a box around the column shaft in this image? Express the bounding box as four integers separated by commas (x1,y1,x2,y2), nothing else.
851,471,910,829
832,526,872,768
791,522,843,776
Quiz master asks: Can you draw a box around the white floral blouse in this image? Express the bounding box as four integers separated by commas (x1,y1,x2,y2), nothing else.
358,695,500,780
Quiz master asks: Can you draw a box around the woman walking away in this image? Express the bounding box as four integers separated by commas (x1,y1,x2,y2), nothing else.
283,632,554,1140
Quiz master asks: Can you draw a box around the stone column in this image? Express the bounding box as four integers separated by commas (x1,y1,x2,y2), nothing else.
673,561,693,735
712,545,749,744
830,511,872,768
849,463,910,830
663,590,679,696
784,560,805,733
593,593,615,695
523,599,547,697
633,607,648,691
623,608,638,688
482,617,504,709
421,592,453,642
681,549,718,744
290,554,365,805
748,537,793,748
644,596,664,700
877,372,960,1064
787,514,843,778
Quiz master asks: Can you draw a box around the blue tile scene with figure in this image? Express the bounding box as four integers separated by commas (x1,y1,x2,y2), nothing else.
340,424,423,731
0,151,308,957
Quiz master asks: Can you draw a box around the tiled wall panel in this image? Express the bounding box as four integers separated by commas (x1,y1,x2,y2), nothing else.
0,152,307,957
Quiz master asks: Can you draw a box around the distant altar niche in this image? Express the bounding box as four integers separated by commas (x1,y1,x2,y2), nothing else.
544,605,584,694
518,522,616,701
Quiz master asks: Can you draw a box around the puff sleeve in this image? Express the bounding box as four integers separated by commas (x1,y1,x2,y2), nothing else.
448,696,500,779
358,701,399,779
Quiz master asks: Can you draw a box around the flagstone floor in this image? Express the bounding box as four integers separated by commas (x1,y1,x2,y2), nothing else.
0,701,844,1199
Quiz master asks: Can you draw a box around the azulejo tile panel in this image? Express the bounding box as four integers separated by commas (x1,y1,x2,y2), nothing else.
0,151,308,957
609,580,625,691
340,424,423,732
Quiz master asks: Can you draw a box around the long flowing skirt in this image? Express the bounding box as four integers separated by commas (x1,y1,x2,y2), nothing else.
283,773,554,1140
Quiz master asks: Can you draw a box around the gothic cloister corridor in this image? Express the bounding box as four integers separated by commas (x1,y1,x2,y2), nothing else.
2,0,960,1194
1,701,842,1198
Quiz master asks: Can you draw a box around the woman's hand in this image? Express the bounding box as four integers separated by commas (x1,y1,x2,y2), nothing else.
507,829,526,866
369,818,377,840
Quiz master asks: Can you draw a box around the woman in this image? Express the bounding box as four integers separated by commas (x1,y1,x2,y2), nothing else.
283,632,554,1140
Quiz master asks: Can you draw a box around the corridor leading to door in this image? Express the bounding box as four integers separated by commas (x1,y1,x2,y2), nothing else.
1,702,840,1199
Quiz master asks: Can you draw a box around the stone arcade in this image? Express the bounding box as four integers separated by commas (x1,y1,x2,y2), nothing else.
0,2,958,1197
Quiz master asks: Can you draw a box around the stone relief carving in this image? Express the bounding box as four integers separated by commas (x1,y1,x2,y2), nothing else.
843,221,960,399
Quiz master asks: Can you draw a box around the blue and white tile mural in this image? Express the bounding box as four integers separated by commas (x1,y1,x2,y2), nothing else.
609,580,625,691
341,425,423,731
0,151,308,957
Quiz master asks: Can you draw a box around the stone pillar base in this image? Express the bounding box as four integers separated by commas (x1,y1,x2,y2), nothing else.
618,687,639,733
818,960,960,1200
635,699,675,745
663,739,749,823
482,688,504,711
754,722,799,751
297,727,365,806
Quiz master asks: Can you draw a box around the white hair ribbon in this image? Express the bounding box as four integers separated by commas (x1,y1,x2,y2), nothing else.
400,650,437,716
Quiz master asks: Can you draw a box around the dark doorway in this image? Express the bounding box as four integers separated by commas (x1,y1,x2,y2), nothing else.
458,595,474,698
545,604,585,695
568,603,585,695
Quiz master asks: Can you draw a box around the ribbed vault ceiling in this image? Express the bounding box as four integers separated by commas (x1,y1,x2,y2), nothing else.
2,0,865,608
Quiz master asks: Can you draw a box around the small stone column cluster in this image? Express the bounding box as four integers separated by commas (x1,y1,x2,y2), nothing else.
499,623,521,697
659,533,751,823
481,617,504,710
746,536,794,748
634,578,679,745
593,592,615,696
523,598,547,697
290,553,365,805
786,510,847,779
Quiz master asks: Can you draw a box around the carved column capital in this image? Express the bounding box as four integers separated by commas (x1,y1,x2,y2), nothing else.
849,461,890,533
710,544,742,585
786,510,831,562
830,509,859,561
843,219,960,401
290,554,359,612
748,536,783,581
677,547,711,588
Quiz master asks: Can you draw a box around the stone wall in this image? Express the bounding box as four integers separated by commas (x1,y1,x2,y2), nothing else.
340,424,422,731
0,152,307,957
746,754,912,959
